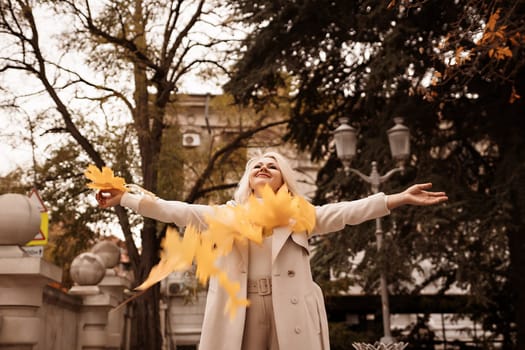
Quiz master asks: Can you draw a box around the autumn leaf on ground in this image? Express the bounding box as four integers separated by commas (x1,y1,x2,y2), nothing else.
84,165,128,192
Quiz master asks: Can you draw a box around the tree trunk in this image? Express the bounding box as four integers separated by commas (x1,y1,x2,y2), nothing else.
131,286,162,350
131,219,162,350
127,0,165,347
507,171,525,349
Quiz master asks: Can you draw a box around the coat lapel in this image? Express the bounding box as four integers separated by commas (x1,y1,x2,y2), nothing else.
272,226,310,263
233,239,248,272
233,227,310,266
290,231,309,254
272,226,291,263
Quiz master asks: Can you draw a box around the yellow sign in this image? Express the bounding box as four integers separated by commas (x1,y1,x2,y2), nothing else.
27,189,49,246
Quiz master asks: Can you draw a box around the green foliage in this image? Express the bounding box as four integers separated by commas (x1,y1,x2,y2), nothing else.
35,144,103,287
0,168,27,194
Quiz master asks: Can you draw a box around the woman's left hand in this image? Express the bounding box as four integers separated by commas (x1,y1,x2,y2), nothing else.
387,183,448,209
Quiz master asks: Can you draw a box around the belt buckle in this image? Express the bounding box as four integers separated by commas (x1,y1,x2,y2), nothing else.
257,277,271,296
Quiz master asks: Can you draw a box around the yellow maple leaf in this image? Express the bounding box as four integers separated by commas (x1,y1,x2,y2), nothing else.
194,236,220,285
229,204,264,244
136,226,191,290
247,184,296,230
84,165,128,192
178,225,201,266
225,296,251,320
291,196,316,233
205,205,262,251
135,186,317,318
217,271,250,319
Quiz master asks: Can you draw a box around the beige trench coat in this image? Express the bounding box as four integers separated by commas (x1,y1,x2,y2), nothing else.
121,192,390,350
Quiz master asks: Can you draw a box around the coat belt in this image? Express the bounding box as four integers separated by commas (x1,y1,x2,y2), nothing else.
247,277,272,296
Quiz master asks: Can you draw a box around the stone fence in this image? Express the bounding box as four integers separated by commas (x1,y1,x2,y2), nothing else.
0,193,133,350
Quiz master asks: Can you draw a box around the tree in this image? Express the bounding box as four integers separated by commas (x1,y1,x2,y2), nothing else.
225,0,524,347
0,1,289,348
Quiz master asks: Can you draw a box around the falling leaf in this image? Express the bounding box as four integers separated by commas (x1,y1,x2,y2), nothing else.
291,196,317,233
135,184,317,318
247,185,296,230
136,226,192,290
218,271,250,320
205,204,263,250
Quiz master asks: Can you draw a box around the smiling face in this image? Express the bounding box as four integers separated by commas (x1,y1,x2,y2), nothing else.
248,156,284,197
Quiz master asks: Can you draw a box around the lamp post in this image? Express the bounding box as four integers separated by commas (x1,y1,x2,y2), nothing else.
334,117,410,344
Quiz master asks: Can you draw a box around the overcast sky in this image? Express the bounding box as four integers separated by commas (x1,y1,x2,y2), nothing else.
0,77,223,177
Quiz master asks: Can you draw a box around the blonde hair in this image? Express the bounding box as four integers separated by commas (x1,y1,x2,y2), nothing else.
233,151,301,203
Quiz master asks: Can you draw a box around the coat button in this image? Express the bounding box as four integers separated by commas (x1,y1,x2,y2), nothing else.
287,270,295,277
290,296,298,304
294,326,302,334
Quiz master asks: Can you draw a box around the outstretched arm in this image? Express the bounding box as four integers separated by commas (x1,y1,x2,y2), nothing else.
386,183,448,210
95,189,213,229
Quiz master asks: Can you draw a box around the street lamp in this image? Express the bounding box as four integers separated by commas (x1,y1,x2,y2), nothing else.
334,116,410,344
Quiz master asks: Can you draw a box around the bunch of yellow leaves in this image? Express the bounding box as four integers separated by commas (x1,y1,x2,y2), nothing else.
84,165,129,192
136,184,316,319
247,185,316,234
136,225,250,319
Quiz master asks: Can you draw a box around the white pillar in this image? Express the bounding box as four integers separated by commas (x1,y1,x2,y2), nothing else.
98,270,132,349
69,241,132,350
0,246,62,350
70,287,117,350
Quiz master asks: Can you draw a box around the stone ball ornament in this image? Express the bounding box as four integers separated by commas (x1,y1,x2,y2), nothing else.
70,252,106,285
0,193,41,245
90,241,121,268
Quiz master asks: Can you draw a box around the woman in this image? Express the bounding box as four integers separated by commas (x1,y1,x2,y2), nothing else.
96,151,448,350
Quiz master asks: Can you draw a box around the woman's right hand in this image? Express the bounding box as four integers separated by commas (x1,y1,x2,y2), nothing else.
96,189,124,208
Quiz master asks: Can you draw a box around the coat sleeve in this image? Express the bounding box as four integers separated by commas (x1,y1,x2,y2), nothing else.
120,192,214,229
312,192,390,235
